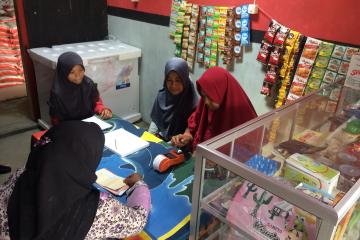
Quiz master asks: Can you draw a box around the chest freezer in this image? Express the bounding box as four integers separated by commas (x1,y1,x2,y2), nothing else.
28,40,141,128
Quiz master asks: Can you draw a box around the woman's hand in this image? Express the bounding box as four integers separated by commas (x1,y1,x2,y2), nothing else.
171,133,193,148
124,173,142,187
100,108,112,119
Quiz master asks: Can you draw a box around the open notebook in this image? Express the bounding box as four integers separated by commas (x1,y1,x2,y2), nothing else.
105,128,149,157
82,115,112,130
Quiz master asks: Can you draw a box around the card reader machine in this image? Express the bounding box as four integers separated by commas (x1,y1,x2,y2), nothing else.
153,149,185,172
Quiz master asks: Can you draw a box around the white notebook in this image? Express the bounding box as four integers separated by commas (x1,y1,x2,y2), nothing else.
105,128,149,157
82,115,112,130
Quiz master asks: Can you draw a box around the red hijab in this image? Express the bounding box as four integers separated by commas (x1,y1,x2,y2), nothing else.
188,67,257,151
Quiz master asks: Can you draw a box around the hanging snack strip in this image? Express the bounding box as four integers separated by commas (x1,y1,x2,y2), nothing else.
180,3,192,61
233,6,243,58
304,42,334,94
169,0,182,38
239,4,251,46
217,7,228,54
286,37,321,103
274,30,300,108
322,45,360,88
322,46,359,113
223,7,235,65
186,4,199,71
203,6,214,68
209,7,218,67
257,20,281,96
174,2,186,57
197,6,207,65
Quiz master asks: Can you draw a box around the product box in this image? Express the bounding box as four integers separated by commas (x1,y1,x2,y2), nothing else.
284,153,340,193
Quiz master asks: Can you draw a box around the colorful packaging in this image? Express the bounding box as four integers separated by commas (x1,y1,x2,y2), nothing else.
245,154,280,176
226,180,317,240
284,153,340,194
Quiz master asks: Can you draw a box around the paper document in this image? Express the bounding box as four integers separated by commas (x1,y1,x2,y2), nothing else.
105,128,150,157
96,168,127,190
82,115,112,130
141,131,162,143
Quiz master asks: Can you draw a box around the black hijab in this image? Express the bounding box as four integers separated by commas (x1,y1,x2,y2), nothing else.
8,121,104,240
150,57,197,141
49,52,99,121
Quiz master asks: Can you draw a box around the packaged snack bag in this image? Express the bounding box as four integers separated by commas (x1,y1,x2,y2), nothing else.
226,180,317,240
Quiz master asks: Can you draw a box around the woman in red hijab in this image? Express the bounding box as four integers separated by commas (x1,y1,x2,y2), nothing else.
171,67,257,152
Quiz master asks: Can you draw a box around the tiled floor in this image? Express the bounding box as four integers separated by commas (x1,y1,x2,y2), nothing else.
0,97,39,184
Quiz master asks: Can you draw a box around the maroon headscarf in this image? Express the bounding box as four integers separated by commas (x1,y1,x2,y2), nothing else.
188,67,257,151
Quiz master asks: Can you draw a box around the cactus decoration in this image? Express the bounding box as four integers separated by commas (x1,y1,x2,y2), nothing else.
251,190,273,218
243,182,258,199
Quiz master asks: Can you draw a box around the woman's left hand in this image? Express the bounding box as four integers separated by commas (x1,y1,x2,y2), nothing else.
100,108,112,119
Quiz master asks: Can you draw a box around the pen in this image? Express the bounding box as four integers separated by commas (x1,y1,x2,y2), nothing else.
115,139,118,150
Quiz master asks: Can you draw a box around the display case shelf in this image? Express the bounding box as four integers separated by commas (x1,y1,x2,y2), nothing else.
190,82,360,240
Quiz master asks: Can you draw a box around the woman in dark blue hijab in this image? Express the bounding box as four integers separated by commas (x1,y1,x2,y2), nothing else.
149,58,197,141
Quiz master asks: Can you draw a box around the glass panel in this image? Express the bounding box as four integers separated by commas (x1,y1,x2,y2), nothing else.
199,167,320,239
194,83,360,239
341,200,360,240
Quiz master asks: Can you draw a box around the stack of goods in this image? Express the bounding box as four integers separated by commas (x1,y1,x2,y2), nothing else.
197,6,218,68
257,20,292,96
0,7,24,89
171,2,200,71
256,19,360,108
222,7,235,65
274,31,303,108
215,7,227,54
304,42,335,94
171,1,185,56
170,1,252,69
222,4,250,66
286,38,322,102
169,0,182,39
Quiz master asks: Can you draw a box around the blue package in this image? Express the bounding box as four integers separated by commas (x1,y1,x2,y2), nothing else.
245,154,279,176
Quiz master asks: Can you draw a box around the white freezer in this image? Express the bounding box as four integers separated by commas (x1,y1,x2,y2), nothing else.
28,40,142,127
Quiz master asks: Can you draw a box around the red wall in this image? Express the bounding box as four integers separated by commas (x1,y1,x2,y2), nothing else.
108,0,360,46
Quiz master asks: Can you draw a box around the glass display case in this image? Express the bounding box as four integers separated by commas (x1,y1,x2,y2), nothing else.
189,82,360,240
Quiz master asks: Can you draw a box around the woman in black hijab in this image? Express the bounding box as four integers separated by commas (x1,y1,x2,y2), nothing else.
0,121,150,239
149,57,197,142
49,52,112,125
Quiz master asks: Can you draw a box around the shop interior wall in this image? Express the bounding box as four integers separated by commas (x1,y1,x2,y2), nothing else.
108,16,268,124
107,0,360,123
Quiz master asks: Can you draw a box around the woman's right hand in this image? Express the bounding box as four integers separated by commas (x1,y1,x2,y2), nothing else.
171,133,193,148
124,173,142,187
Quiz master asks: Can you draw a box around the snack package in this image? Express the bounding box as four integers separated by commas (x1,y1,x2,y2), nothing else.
257,40,272,64
226,180,317,240
264,20,281,43
295,182,334,205
245,154,280,176
332,45,346,59
284,153,340,194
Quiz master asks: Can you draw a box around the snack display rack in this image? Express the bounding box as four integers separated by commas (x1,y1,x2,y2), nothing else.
190,81,360,240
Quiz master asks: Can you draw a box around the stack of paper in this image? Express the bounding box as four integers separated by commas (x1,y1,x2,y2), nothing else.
105,128,149,157
82,115,112,130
